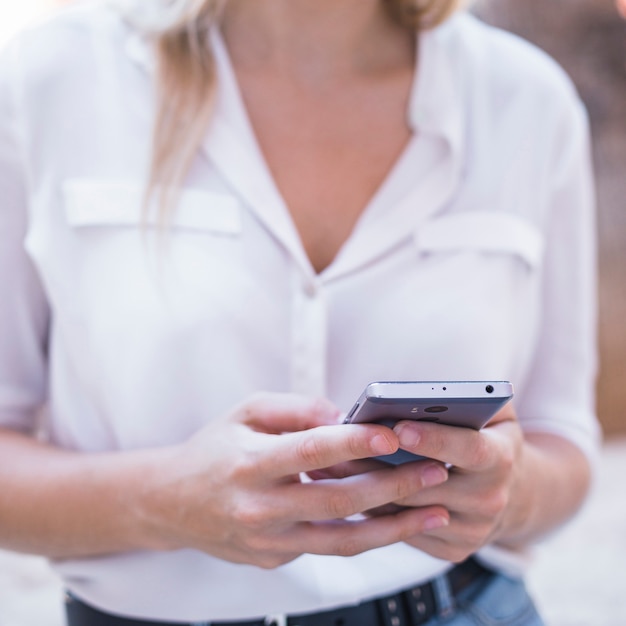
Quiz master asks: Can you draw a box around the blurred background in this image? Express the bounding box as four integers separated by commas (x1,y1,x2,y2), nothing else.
0,1,624,625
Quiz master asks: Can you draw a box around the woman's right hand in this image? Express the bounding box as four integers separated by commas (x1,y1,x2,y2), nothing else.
140,393,449,568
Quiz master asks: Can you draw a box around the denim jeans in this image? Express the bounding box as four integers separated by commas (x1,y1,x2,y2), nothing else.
424,569,545,626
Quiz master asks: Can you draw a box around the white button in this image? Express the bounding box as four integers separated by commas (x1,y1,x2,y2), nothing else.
303,280,318,298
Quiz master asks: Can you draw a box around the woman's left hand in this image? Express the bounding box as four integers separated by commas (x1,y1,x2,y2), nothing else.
310,405,527,563
382,404,526,562
311,403,592,562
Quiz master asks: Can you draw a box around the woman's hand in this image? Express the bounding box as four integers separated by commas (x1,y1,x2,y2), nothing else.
366,405,590,562
313,404,591,563
385,405,525,562
140,393,450,568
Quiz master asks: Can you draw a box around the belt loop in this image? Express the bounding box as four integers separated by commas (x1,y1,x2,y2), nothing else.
431,572,456,618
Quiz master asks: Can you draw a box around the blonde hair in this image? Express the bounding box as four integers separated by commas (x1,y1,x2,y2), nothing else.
114,0,461,215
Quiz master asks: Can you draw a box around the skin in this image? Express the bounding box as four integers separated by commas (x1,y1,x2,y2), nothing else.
220,0,417,273
0,394,450,565
311,406,591,562
0,0,592,567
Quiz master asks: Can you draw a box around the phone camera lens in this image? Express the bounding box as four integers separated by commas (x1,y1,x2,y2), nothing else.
485,385,494,394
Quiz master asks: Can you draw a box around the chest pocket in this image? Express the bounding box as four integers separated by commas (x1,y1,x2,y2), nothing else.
63,179,242,235
409,210,544,376
58,179,247,330
414,211,543,270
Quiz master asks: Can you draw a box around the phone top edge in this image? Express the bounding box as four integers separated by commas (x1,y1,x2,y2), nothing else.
364,381,514,401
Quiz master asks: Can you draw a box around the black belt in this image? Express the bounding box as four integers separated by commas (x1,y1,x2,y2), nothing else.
65,558,490,626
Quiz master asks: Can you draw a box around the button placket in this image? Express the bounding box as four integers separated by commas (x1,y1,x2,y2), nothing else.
290,271,328,398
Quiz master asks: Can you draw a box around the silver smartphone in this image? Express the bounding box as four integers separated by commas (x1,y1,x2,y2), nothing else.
344,381,514,464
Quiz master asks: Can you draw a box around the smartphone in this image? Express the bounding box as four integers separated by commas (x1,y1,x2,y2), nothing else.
344,381,514,464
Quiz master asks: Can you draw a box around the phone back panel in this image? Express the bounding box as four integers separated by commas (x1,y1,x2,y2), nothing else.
344,381,513,464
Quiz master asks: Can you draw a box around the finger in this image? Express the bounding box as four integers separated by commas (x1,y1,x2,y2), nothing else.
275,462,448,522
286,506,450,557
400,515,494,563
260,423,400,477
400,530,465,563
307,458,385,480
234,393,341,433
237,509,450,566
392,421,502,471
307,457,446,481
379,470,480,510
391,402,520,471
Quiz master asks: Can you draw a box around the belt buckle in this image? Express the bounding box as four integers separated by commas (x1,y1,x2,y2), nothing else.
264,615,287,626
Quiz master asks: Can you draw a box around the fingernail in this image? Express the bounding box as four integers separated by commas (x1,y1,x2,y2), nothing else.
422,463,448,487
423,515,449,531
394,422,420,449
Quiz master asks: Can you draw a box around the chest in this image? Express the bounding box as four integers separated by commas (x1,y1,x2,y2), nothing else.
234,71,415,273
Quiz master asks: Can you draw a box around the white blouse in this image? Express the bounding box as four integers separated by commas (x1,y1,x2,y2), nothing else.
0,1,600,621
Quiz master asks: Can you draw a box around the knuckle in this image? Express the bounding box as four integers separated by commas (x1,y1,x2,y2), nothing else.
482,487,509,518
239,529,280,559
296,434,327,468
433,534,475,563
324,491,357,519
460,514,498,552
424,430,446,460
231,500,269,531
228,454,258,483
255,552,291,570
392,471,421,501
463,524,490,550
498,443,516,473
345,431,368,460
333,535,365,558
448,546,474,563
396,519,421,544
471,436,493,469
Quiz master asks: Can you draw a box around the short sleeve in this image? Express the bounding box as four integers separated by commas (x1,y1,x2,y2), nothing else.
0,39,50,433
516,95,601,461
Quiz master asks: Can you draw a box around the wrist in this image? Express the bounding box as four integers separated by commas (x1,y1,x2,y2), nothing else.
114,444,187,553
493,441,537,548
493,434,591,549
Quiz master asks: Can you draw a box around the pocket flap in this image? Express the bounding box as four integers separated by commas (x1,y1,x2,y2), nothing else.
414,211,544,269
63,180,242,235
